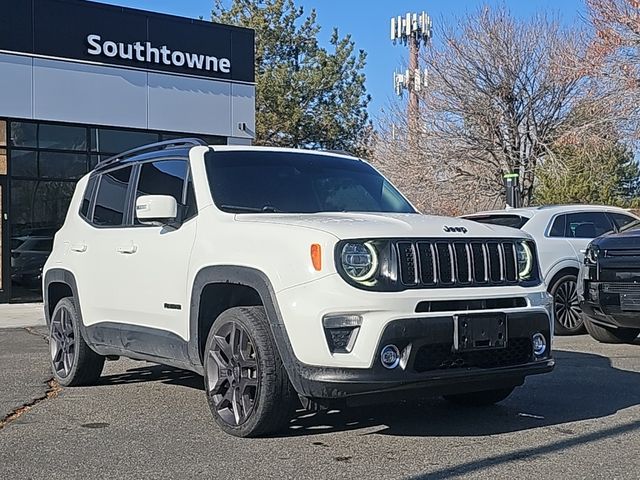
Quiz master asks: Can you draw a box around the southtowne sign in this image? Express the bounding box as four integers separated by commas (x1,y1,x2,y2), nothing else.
87,34,232,75
0,0,254,83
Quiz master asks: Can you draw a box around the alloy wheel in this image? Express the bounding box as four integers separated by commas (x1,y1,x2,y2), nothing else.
50,305,76,378
206,321,259,426
554,279,583,330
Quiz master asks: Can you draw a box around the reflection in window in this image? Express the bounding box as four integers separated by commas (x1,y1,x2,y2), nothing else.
10,150,37,177
38,124,87,150
39,152,87,179
91,128,159,154
10,122,37,148
93,167,132,226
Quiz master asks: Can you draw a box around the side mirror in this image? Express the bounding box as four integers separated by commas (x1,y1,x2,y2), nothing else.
136,195,178,226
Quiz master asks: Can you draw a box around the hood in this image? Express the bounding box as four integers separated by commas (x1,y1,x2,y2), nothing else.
234,212,530,240
591,227,640,251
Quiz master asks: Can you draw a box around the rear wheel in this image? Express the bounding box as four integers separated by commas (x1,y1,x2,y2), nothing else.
550,274,585,335
49,298,105,386
584,318,640,344
443,387,515,406
203,306,297,437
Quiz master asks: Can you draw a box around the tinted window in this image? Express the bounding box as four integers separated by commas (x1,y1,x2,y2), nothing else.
80,176,98,220
10,122,37,147
549,215,566,237
465,214,529,229
135,160,189,224
565,212,613,238
38,124,86,150
91,128,159,154
609,212,638,231
93,167,133,226
11,150,38,177
205,151,415,214
39,152,87,179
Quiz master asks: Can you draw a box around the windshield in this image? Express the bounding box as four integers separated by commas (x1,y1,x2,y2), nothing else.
205,151,416,214
463,214,530,229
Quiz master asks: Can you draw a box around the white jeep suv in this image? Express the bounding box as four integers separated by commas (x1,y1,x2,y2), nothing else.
44,139,554,437
463,205,639,335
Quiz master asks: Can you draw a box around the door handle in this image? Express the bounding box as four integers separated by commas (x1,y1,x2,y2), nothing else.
70,243,87,253
116,244,138,254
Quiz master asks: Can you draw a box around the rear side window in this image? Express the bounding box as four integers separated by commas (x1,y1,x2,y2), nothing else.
80,176,98,220
548,215,566,237
465,214,529,229
609,212,638,231
93,166,133,227
565,212,614,238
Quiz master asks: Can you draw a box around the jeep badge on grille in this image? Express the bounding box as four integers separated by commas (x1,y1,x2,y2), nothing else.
443,225,468,233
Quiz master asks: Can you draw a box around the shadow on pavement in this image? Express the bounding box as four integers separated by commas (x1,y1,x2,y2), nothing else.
97,349,640,440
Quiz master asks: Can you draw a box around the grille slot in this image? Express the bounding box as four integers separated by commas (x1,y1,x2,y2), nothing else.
396,239,521,288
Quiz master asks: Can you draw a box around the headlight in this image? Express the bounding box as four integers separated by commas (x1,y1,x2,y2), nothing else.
516,241,533,280
341,242,378,282
585,245,599,265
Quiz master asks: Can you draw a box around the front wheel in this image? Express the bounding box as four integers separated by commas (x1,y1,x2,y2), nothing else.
443,387,515,406
584,318,640,344
203,306,298,437
551,274,586,335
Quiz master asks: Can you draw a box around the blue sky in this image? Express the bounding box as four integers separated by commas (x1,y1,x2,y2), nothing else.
102,0,587,121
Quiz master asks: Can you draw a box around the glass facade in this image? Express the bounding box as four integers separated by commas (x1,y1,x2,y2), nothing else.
2,118,225,302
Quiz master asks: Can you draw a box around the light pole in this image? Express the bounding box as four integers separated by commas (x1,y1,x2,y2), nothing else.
391,12,432,135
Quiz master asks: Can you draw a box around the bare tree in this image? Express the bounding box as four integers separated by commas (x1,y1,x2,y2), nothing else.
374,6,625,212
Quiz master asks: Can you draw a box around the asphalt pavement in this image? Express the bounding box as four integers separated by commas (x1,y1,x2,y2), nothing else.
0,326,638,480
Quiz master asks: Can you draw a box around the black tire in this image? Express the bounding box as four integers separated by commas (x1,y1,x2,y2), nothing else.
49,297,105,387
550,273,586,335
203,306,298,437
584,318,640,344
443,387,515,406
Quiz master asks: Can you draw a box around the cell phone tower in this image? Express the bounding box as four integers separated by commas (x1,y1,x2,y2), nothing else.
391,12,432,133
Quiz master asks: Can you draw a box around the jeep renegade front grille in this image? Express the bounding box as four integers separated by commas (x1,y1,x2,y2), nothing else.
395,240,519,287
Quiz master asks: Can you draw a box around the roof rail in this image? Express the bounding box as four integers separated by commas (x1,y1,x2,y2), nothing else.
97,138,209,168
323,149,358,158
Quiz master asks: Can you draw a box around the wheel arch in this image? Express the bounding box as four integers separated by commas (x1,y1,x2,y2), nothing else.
545,263,580,292
43,269,81,326
188,266,298,379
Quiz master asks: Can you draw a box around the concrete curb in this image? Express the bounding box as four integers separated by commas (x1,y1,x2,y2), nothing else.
0,303,46,328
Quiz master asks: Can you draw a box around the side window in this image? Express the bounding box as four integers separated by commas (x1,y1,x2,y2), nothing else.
565,212,614,238
548,215,566,237
135,159,190,224
80,176,98,220
609,212,637,231
184,175,198,220
93,166,133,227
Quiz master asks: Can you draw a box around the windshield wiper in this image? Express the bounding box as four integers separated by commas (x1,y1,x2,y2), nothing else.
220,204,281,213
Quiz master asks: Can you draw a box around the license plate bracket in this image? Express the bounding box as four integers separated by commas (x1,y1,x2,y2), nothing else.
454,313,507,351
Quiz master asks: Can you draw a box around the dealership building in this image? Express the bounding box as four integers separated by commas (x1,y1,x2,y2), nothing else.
0,0,255,302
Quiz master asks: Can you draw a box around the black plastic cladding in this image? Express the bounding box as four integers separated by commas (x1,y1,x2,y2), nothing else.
335,238,541,292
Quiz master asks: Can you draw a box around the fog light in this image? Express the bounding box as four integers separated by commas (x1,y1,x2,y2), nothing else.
532,333,547,357
380,344,400,369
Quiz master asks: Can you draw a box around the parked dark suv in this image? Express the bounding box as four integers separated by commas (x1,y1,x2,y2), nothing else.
578,220,640,343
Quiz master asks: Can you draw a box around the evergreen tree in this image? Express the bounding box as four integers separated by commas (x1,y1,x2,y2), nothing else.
535,141,640,207
212,0,371,155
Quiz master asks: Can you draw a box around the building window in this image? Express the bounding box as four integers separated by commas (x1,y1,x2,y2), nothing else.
90,128,160,154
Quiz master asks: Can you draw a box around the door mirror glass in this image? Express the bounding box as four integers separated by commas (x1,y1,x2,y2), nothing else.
136,195,178,226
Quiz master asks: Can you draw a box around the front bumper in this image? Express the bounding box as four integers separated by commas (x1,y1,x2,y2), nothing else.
580,280,640,329
275,310,553,400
